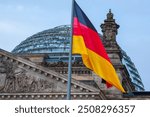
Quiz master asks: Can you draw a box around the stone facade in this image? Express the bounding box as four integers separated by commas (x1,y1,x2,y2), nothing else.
0,49,105,100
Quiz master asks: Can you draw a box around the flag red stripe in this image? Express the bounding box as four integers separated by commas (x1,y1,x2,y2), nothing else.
73,17,110,63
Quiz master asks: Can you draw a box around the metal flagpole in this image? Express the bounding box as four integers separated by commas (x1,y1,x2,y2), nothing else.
66,0,75,100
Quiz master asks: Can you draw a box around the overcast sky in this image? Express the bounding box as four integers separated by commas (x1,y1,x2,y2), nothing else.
0,0,150,91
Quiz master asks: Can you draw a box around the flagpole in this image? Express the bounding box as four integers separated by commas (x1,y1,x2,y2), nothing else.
67,0,75,100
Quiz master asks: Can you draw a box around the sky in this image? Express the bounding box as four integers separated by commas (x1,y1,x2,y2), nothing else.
0,0,150,91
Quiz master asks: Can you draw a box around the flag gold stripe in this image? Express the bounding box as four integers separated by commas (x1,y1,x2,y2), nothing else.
72,35,87,55
73,35,125,92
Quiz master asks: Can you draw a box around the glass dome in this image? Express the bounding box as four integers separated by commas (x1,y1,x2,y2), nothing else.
12,25,71,54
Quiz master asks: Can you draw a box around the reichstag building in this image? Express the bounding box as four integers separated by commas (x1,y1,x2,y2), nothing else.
0,10,148,100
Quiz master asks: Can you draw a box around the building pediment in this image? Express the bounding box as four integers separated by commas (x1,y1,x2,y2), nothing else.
0,49,106,99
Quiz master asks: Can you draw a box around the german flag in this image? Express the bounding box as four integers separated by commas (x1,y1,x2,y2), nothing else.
72,1,125,92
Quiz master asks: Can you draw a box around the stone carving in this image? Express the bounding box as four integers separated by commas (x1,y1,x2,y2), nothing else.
107,9,114,20
103,40,119,48
0,60,54,93
105,30,115,40
44,61,84,68
101,9,119,41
